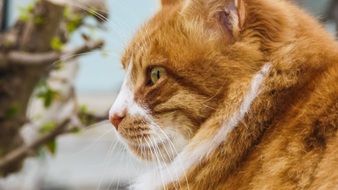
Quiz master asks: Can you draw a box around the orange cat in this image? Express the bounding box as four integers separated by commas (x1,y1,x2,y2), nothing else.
109,0,338,189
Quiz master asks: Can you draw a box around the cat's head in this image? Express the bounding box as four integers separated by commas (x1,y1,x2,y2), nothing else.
109,0,264,162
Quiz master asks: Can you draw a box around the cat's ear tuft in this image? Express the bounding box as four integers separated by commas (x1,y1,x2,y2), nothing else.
183,0,246,41
218,0,246,39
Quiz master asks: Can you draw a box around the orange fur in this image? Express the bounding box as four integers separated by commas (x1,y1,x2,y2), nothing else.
113,0,338,189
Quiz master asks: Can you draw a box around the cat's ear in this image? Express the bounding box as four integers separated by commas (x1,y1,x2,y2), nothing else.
183,0,246,41
161,0,181,6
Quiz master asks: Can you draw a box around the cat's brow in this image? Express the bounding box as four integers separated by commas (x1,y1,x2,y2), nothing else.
136,52,145,69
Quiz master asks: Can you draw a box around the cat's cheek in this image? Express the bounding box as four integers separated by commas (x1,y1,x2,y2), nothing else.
163,128,189,155
128,145,153,161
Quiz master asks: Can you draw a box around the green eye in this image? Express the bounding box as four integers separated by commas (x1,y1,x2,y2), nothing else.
150,67,166,85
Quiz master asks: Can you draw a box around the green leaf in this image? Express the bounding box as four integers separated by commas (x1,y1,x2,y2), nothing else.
50,37,64,52
39,122,56,134
34,16,45,25
19,14,29,22
36,82,59,108
78,104,92,125
66,20,81,33
63,7,82,33
79,104,89,114
5,103,20,119
46,140,57,155
69,127,80,134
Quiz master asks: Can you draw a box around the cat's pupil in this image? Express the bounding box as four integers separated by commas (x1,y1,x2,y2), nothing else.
157,70,160,79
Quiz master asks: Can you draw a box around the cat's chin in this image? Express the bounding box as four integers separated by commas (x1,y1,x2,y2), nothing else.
127,141,176,163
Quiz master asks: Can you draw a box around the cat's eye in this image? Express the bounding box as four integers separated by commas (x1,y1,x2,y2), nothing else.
149,67,166,85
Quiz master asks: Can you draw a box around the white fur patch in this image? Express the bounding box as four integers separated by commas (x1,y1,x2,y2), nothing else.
130,64,271,190
109,62,149,119
181,0,191,13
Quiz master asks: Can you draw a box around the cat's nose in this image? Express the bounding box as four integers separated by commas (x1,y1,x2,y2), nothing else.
110,112,125,130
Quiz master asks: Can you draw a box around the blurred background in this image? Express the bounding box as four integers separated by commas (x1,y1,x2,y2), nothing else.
0,0,337,190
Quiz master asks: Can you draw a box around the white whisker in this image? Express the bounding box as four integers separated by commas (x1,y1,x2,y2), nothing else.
151,127,189,190
66,127,114,159
144,137,167,190
67,0,109,22
144,115,190,189
96,140,117,190
150,135,180,190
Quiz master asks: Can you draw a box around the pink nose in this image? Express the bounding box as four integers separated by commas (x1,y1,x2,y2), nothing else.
110,113,125,130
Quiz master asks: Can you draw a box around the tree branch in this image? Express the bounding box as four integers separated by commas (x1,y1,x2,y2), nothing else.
0,119,70,172
0,113,106,172
5,40,104,65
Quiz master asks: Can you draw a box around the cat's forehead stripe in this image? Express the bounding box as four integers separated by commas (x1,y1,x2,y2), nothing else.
135,50,146,70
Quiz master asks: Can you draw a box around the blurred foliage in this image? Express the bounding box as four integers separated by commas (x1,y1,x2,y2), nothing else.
78,104,90,124
50,36,64,52
5,103,19,119
53,61,65,70
18,3,34,22
39,121,56,134
45,139,57,155
36,81,60,108
40,122,57,156
78,104,101,126
63,7,82,33
33,15,44,25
